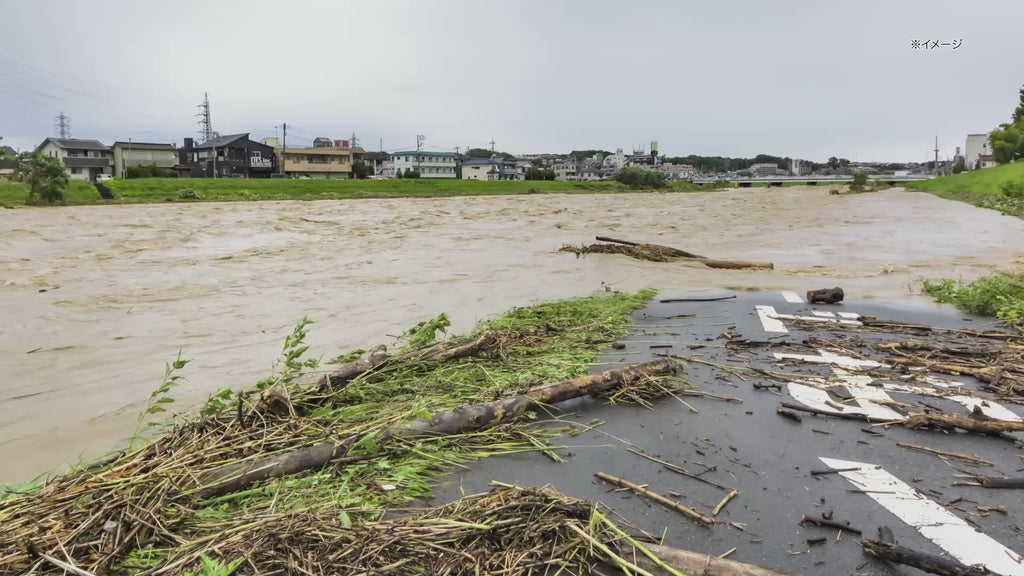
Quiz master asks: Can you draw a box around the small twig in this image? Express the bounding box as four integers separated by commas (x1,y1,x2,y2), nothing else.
712,489,739,516
896,442,994,466
801,514,861,534
595,472,715,526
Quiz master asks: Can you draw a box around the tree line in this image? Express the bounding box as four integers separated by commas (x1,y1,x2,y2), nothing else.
989,84,1024,165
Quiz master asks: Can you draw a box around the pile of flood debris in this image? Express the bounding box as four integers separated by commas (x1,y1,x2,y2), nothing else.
561,236,775,270
0,290,792,576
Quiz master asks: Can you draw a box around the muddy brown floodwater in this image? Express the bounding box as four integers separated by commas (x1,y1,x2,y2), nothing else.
3,187,1024,484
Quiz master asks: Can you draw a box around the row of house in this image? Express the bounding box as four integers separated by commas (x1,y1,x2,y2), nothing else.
29,134,692,184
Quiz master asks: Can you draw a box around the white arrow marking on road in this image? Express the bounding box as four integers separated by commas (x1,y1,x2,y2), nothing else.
787,382,904,420
777,352,1023,423
819,457,1024,575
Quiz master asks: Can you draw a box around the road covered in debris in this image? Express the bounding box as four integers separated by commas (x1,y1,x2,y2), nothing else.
434,291,1024,575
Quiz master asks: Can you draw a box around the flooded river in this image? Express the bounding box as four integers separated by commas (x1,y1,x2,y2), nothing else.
3,187,1024,484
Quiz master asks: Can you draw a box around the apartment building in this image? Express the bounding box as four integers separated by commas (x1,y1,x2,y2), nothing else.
111,141,177,178
281,145,366,179
390,151,457,178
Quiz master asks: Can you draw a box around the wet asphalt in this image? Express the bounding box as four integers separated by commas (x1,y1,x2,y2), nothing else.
430,291,1024,575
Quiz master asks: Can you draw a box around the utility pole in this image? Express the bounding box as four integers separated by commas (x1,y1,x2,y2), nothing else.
54,112,71,138
933,135,939,177
454,146,460,155
416,134,425,151
379,138,382,153
196,93,214,142
281,123,287,175
489,139,495,152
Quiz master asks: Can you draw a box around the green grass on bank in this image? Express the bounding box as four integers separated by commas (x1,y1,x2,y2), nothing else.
923,271,1024,326
907,162,1024,218
2,177,718,207
0,179,102,207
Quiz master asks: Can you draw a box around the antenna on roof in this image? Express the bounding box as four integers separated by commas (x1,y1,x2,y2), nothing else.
54,112,71,138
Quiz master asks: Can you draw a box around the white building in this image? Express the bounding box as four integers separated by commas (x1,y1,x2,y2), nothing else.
602,148,627,173
749,163,778,177
965,134,993,170
461,158,523,181
36,138,112,182
660,163,696,181
390,151,457,178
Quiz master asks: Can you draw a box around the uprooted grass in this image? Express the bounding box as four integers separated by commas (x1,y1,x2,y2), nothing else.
0,289,663,575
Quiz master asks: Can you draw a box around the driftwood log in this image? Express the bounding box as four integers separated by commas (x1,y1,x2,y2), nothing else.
628,542,796,576
861,537,991,576
979,477,1024,489
317,334,497,391
596,236,705,259
195,359,677,498
903,412,1024,436
806,287,844,304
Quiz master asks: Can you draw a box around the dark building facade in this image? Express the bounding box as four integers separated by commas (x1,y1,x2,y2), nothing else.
181,133,276,178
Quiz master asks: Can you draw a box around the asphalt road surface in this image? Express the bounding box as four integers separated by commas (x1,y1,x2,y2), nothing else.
432,291,1024,576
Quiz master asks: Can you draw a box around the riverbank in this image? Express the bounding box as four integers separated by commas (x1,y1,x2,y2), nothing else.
1,177,713,206
906,162,1024,218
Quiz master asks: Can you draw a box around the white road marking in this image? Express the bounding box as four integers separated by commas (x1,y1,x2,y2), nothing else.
780,355,1023,423
781,290,804,303
787,382,903,420
755,305,788,333
838,312,860,319
819,457,1024,575
812,310,836,318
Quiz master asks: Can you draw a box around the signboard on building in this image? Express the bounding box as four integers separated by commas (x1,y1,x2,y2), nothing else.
250,152,273,169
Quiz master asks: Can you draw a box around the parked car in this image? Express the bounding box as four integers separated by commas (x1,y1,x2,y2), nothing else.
96,174,113,182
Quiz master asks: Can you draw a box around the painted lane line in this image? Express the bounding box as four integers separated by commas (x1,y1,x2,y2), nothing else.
755,305,788,333
812,310,836,318
837,312,860,319
819,457,1024,575
774,312,864,326
781,290,804,303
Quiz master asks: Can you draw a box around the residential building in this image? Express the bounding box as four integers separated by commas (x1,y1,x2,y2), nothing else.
552,162,579,181
280,144,366,179
659,163,696,181
461,157,523,181
978,154,998,169
965,134,992,170
363,151,391,177
0,158,13,177
749,163,778,177
390,151,457,178
602,148,627,173
183,133,277,178
111,141,177,178
578,167,603,182
36,138,112,182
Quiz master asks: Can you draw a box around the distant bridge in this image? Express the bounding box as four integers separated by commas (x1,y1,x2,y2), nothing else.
692,175,933,187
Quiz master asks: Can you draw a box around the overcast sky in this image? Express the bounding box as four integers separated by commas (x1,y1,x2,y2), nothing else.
1,0,1022,161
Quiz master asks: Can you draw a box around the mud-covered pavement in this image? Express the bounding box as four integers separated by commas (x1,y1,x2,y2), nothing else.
434,291,1024,575
3,186,1024,484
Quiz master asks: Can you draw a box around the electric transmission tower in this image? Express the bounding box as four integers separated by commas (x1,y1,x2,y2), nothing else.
196,93,216,142
54,112,71,138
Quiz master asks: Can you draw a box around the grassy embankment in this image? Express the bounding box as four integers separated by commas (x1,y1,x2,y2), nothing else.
906,162,1024,218
1,177,715,207
0,290,680,575
924,270,1024,326
0,179,104,208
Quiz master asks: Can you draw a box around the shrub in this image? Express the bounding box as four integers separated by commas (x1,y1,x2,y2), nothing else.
178,188,198,200
923,271,1024,326
850,172,868,191
1000,180,1024,199
613,167,667,189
